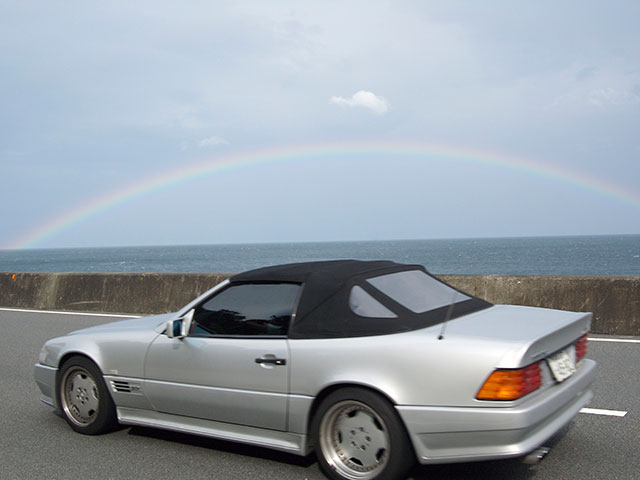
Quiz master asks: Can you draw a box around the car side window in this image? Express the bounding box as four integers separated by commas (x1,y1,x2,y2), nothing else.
191,283,300,337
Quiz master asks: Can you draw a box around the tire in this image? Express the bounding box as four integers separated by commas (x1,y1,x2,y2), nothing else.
57,356,118,435
312,387,414,480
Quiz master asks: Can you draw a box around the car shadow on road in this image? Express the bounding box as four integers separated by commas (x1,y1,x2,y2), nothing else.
409,458,538,480
128,424,570,480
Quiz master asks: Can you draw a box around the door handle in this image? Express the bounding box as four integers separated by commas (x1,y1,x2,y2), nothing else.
255,357,287,366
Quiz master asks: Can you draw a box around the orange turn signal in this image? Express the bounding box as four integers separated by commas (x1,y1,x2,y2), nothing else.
476,362,542,401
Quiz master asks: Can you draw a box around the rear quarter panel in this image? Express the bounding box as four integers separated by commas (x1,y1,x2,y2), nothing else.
289,305,591,408
289,326,508,407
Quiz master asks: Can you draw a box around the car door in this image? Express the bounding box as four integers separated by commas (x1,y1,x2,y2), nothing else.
143,282,300,431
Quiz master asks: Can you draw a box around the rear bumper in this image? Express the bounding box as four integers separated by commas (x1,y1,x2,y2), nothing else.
33,363,58,409
397,358,596,464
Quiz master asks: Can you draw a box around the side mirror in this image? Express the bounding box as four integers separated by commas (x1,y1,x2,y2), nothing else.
166,309,194,339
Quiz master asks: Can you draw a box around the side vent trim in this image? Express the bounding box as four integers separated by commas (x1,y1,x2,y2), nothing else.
111,380,132,393
110,380,142,394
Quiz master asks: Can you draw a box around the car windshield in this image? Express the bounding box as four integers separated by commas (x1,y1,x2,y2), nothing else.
366,270,470,314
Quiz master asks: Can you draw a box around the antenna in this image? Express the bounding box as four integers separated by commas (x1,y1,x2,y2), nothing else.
438,290,460,340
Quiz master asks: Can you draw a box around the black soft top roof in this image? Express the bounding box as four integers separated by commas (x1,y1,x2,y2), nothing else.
231,259,403,284
230,260,491,338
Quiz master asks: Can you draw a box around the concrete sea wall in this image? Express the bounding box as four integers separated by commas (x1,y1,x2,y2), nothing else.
1,272,638,335
440,275,639,336
0,272,231,317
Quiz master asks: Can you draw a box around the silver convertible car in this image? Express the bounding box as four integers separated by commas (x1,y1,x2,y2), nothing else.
34,260,596,480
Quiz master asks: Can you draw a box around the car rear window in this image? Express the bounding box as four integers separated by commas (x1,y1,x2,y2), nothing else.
349,285,398,318
366,270,470,313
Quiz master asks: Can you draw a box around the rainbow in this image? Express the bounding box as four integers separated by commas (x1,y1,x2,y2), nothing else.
6,140,640,249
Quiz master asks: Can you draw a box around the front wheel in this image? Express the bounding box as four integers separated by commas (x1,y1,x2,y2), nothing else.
58,356,118,435
312,388,414,480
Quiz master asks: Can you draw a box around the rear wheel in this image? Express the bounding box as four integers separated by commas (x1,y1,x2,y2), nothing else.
312,388,414,480
58,356,118,435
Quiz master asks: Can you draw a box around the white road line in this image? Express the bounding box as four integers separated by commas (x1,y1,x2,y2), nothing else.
588,338,640,344
0,307,141,318
580,408,628,417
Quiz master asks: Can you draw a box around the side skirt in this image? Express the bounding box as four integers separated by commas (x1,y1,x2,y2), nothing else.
117,407,309,455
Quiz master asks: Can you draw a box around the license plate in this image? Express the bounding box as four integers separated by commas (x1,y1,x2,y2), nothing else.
547,348,576,382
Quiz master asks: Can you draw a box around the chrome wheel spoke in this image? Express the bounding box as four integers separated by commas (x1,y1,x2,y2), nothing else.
337,410,387,469
349,444,381,471
72,373,93,392
320,400,390,479
63,368,99,425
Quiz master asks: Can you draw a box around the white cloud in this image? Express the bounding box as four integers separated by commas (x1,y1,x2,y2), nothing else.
198,136,229,148
588,87,640,107
546,65,640,111
330,90,390,114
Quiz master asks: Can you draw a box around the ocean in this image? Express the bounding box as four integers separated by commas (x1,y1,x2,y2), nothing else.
1,235,639,275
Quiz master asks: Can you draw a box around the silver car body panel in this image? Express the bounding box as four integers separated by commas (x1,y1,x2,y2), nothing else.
34,301,594,463
288,305,590,407
38,314,173,372
398,359,596,463
33,363,56,407
143,335,289,431
116,406,308,454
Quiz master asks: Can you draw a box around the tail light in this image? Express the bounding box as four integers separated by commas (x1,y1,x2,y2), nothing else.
476,362,542,401
575,333,588,363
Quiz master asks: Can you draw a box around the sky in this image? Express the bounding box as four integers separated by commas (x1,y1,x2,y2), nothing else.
1,0,639,249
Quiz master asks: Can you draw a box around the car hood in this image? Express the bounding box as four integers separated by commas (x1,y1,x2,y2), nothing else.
67,313,174,336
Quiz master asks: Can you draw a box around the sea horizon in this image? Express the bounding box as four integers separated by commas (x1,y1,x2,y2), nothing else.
4,232,639,253
1,234,639,276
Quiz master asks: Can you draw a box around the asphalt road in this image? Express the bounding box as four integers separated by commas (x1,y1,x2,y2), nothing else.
1,308,638,480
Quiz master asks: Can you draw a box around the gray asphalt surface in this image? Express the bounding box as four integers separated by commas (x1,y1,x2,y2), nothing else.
1,309,638,480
